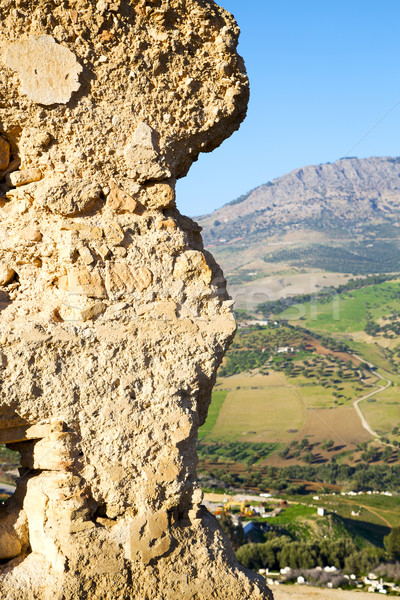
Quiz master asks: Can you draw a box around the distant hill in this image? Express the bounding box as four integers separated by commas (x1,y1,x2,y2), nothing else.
198,157,400,278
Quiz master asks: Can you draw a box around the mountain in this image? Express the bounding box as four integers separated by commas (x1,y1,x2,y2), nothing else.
197,157,400,294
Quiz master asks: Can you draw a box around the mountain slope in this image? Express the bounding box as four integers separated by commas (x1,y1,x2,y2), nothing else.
197,156,400,282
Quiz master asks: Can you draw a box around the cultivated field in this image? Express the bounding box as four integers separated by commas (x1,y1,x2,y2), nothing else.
229,269,352,311
199,279,400,472
266,280,400,442
299,406,371,449
200,369,375,458
360,386,400,436
205,373,306,444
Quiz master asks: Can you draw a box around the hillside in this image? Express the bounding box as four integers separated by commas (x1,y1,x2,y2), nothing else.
197,157,400,297
197,277,400,497
199,156,400,246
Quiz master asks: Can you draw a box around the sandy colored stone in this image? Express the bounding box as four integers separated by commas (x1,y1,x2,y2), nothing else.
66,267,107,298
103,221,125,245
78,245,95,265
0,264,15,286
36,180,103,216
0,507,27,560
124,122,170,182
157,217,178,231
142,180,176,209
6,168,42,187
174,249,214,284
107,180,140,213
80,301,106,322
0,1,269,599
105,262,153,297
20,226,42,242
0,137,10,171
3,35,82,105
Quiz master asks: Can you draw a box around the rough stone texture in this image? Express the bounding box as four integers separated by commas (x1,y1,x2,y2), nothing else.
0,1,271,599
3,35,83,106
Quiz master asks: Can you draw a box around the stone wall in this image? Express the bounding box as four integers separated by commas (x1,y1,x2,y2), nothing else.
0,1,272,598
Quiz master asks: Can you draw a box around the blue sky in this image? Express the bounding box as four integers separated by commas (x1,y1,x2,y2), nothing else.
176,1,400,217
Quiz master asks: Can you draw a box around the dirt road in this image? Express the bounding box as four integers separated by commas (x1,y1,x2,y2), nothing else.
274,584,375,600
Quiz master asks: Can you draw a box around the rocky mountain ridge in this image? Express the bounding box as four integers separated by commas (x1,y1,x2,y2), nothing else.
198,156,400,247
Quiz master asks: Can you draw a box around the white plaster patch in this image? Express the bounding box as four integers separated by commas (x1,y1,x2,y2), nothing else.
2,35,83,105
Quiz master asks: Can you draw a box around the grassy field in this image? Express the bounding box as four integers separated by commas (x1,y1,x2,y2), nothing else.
346,340,394,372
201,369,375,456
262,280,400,443
199,391,227,439
228,268,352,311
262,504,379,546
272,280,400,439
278,280,400,335
360,386,400,437
207,373,306,444
305,493,400,530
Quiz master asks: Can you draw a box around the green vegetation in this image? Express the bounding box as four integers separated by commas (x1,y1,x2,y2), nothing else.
227,270,267,285
216,494,400,577
258,274,396,318
0,445,19,486
203,375,305,445
263,241,400,274
198,391,227,439
219,322,362,380
198,322,381,452
227,188,254,207
198,276,400,585
236,536,384,574
384,527,400,560
197,441,280,465
219,513,245,550
200,461,400,495
273,281,400,335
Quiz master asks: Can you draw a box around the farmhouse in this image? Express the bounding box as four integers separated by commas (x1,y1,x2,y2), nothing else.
277,346,295,354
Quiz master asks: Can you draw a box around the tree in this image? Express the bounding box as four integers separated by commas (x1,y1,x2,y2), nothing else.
303,450,314,464
278,446,290,459
384,527,400,560
382,446,392,463
219,513,245,550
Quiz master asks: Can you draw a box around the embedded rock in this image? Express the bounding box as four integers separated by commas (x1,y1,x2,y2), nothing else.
0,1,270,599
3,35,83,106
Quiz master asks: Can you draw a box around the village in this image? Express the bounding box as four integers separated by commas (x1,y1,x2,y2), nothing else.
203,491,400,594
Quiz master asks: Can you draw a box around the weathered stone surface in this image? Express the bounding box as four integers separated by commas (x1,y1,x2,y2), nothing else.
20,226,42,242
0,507,27,560
0,1,270,599
106,262,153,298
142,180,176,209
3,35,83,105
124,122,170,182
6,168,42,187
0,264,15,286
66,267,107,298
174,250,214,284
36,180,103,216
107,180,140,214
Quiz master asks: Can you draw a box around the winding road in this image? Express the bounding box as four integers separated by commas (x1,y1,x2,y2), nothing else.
352,353,392,442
